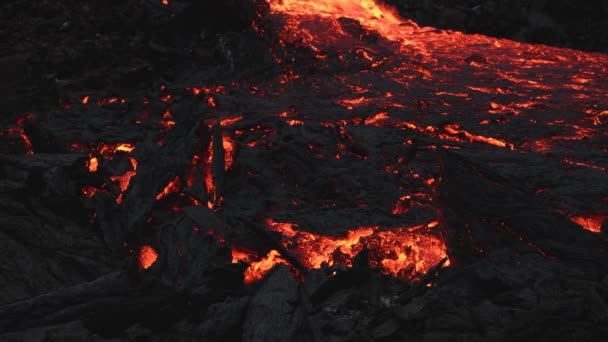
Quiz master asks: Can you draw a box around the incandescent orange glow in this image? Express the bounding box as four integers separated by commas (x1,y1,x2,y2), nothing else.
222,133,236,170
364,112,390,126
219,116,244,127
156,176,180,200
441,124,511,149
110,157,138,192
87,155,99,172
98,143,135,157
139,245,159,269
242,250,287,284
110,157,138,203
569,215,608,233
234,218,447,284
266,219,375,269
21,132,33,154
286,119,304,125
266,0,412,46
204,130,237,209
253,219,448,280
7,115,35,154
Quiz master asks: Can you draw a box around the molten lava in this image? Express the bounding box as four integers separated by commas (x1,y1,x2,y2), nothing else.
110,157,138,204
267,0,413,46
87,155,99,173
139,245,159,269
239,250,288,285
569,215,608,233
156,176,181,201
64,0,608,286
235,219,448,283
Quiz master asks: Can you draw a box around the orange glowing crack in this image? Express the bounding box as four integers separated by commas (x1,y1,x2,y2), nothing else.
110,157,138,204
98,143,135,157
441,123,511,149
286,119,304,125
241,250,287,284
222,133,236,170
156,176,181,201
6,114,35,154
219,115,244,127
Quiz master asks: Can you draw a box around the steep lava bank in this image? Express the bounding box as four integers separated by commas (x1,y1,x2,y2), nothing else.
1,0,608,341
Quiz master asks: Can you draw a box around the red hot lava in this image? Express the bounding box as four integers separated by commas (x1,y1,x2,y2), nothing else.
66,0,608,284
139,245,159,269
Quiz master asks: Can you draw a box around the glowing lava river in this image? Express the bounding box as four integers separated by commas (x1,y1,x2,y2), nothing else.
3,0,608,297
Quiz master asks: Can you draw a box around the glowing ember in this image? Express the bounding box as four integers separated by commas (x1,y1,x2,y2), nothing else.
98,143,135,157
364,112,390,126
87,155,99,173
5,114,36,154
207,96,217,108
266,0,412,46
440,124,511,149
231,246,256,264
81,186,99,199
569,215,608,233
139,245,159,269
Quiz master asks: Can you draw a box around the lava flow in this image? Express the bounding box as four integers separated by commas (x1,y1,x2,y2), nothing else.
50,0,605,285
